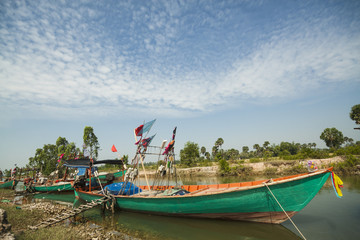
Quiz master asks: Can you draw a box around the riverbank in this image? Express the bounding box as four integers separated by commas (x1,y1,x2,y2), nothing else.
139,156,359,177
0,189,142,240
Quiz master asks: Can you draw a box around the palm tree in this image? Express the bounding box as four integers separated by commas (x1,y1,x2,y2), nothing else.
242,146,249,153
263,141,270,150
201,146,206,156
215,138,224,149
253,144,261,156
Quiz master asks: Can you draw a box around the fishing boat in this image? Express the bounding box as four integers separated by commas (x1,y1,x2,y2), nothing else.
26,159,126,193
75,120,339,224
0,179,18,189
26,180,74,192
76,168,332,224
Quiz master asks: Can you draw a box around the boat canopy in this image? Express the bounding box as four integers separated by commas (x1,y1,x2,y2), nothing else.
63,158,124,168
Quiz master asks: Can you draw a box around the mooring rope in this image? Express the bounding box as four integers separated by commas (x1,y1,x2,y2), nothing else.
263,182,307,240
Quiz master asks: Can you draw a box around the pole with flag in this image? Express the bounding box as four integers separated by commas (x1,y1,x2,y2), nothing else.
134,119,156,191
111,145,117,153
111,144,127,171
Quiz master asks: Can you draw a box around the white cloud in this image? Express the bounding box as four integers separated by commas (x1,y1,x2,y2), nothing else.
0,0,359,122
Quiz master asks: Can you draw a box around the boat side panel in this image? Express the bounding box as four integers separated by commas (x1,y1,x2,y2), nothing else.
0,180,18,189
33,183,74,192
115,172,331,214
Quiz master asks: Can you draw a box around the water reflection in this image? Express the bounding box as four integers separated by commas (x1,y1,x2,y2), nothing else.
82,209,301,240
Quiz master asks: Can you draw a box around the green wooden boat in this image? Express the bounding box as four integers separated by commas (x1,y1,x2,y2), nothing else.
26,170,125,192
0,180,18,189
75,168,332,224
28,181,74,192
25,158,126,193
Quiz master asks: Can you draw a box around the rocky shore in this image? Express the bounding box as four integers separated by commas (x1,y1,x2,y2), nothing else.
0,196,140,240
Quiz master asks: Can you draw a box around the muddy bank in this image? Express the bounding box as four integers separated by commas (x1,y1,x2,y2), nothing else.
0,191,140,240
0,208,14,240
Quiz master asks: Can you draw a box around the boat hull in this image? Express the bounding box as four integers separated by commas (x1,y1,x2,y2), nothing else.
76,169,331,224
0,180,18,189
31,182,74,192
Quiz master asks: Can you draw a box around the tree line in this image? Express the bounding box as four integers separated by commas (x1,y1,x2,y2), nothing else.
180,104,360,167
1,126,100,178
2,104,359,177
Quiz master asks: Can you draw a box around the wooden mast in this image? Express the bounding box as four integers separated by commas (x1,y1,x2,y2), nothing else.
134,129,151,191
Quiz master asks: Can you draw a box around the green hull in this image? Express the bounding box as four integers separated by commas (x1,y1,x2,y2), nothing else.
28,170,125,192
0,180,18,189
76,169,331,223
98,170,125,180
32,182,74,192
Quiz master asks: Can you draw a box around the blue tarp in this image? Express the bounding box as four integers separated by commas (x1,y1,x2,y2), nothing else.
104,182,142,195
76,166,98,176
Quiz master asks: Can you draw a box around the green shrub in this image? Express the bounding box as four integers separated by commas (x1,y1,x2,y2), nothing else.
231,165,253,176
266,160,296,167
335,145,360,156
281,164,307,175
263,167,277,176
198,160,212,167
249,158,262,163
218,159,230,175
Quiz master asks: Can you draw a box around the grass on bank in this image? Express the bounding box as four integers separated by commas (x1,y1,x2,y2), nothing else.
97,145,360,177
0,189,80,240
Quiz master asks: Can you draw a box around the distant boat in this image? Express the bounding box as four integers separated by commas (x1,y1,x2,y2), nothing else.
0,179,18,189
75,168,332,224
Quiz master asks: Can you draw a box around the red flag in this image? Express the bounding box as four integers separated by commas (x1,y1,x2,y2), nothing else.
135,124,144,136
111,144,117,152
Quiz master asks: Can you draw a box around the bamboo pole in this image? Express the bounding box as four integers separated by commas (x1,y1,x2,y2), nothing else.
134,130,151,191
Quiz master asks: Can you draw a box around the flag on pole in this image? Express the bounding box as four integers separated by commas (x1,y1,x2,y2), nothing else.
135,119,156,137
331,172,344,198
111,144,117,152
58,153,64,162
141,134,156,148
135,119,156,145
163,127,177,155
163,140,175,155
172,127,177,140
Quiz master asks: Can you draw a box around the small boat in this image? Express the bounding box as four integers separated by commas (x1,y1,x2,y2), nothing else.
26,159,126,193
75,168,332,224
26,181,74,192
75,120,337,224
0,179,18,189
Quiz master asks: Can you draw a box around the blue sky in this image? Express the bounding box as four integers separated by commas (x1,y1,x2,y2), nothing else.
0,0,359,170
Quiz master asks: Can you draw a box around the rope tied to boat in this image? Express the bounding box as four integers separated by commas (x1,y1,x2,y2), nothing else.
263,182,307,240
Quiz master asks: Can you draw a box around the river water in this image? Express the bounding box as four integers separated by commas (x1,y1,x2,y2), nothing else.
23,175,360,240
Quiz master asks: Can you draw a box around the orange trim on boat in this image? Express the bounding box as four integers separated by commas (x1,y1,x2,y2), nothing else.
138,168,333,193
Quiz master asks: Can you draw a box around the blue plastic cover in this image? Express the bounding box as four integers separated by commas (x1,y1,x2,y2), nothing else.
104,182,142,195
76,166,98,176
